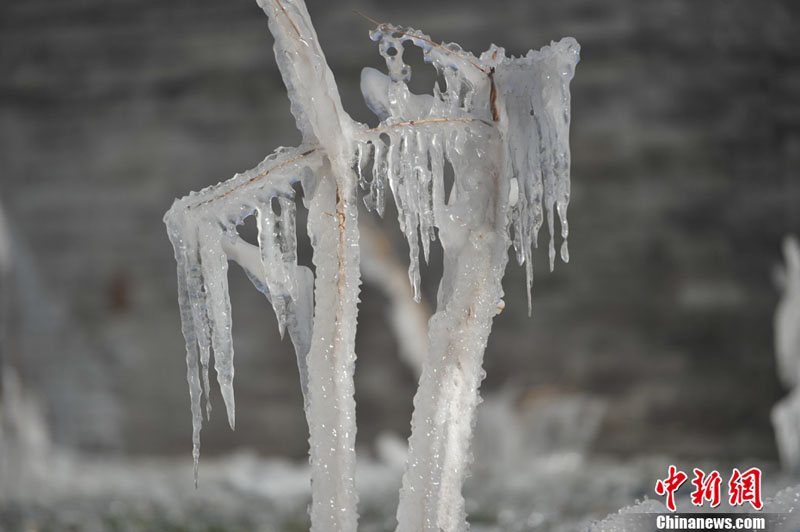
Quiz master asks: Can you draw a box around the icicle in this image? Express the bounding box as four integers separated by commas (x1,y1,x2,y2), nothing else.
278,195,300,300
372,140,387,216
491,37,579,293
355,142,367,191
289,266,314,399
256,192,300,338
258,204,286,336
399,133,422,301
429,132,445,220
387,134,402,227
416,131,434,264
185,231,214,422
165,219,205,486
558,201,570,263
197,222,236,430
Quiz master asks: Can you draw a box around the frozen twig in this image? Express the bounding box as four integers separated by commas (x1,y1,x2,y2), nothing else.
358,19,579,532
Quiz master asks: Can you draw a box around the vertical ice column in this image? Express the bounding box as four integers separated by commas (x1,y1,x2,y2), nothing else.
302,165,361,532
396,134,510,532
257,1,362,529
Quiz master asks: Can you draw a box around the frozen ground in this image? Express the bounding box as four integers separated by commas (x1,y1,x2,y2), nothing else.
1,446,797,531
2,381,799,531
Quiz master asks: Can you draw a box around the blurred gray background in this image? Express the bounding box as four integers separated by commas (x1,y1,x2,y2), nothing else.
1,0,799,467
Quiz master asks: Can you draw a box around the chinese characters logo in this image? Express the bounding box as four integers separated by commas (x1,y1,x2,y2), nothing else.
655,465,762,511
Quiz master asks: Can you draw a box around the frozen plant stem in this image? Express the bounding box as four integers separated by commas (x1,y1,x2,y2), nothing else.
304,170,361,531
163,0,578,530
396,145,511,530
363,20,579,531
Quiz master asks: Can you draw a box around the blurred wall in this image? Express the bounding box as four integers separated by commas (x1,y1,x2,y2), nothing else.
0,0,798,460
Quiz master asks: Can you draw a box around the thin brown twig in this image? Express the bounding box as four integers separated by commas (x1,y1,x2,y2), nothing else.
187,148,317,210
185,116,492,210
361,116,484,135
353,10,488,75
275,0,303,39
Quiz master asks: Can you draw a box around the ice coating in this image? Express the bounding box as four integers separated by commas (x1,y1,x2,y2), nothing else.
164,1,578,530
255,0,354,152
494,39,579,311
166,0,363,528
303,171,361,532
356,124,464,301
164,145,322,479
257,2,364,527
357,22,579,531
361,23,579,311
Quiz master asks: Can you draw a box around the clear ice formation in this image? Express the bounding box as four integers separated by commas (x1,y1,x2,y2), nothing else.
772,235,800,470
163,0,578,530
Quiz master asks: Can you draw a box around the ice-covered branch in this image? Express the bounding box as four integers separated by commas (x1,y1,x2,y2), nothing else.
165,2,578,530
358,22,579,531
165,0,366,527
164,145,322,480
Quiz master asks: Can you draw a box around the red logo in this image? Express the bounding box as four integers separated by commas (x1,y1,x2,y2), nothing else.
690,468,722,508
655,465,688,511
728,467,763,510
655,466,763,511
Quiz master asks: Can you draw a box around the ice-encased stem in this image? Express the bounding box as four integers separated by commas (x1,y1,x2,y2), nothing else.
257,1,362,528
396,143,510,532
304,163,361,532
397,236,508,532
